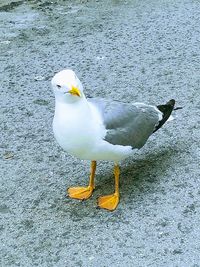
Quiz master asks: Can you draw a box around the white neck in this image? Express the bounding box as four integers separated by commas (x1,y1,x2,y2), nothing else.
54,94,91,119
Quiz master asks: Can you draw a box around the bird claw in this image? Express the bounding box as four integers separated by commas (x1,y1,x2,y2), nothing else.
97,193,119,211
67,186,94,200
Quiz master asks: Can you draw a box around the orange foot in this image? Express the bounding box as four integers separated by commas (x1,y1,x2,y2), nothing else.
97,193,119,211
68,186,94,200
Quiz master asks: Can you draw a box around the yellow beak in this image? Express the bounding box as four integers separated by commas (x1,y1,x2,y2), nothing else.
68,86,81,97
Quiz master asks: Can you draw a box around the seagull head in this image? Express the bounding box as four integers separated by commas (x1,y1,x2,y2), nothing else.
51,69,84,103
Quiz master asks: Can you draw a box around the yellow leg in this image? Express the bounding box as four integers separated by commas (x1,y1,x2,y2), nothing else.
68,161,96,200
97,164,120,211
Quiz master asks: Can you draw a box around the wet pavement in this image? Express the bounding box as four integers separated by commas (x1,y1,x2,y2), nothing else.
1,0,200,266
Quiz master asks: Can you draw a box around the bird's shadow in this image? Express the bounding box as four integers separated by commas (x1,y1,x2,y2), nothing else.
63,145,179,218
95,145,178,202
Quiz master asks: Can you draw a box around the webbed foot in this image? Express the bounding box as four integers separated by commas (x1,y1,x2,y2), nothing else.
68,186,94,200
97,193,119,211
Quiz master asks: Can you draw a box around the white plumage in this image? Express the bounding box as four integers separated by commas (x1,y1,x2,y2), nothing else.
51,69,175,211
52,70,133,162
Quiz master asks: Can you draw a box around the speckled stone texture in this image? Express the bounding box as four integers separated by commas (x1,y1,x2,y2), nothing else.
1,0,200,266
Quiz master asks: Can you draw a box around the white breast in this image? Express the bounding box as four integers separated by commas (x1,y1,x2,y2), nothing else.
53,99,106,158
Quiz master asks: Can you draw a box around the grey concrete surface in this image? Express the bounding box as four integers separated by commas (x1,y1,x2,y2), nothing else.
1,0,200,266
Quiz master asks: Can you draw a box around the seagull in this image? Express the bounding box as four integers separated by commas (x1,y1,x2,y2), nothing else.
52,69,175,211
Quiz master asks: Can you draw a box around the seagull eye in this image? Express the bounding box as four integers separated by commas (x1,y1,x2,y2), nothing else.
57,85,61,89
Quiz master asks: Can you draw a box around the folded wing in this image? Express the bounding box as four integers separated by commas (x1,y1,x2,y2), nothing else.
89,98,161,149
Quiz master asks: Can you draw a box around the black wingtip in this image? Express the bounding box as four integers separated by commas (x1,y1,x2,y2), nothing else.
153,99,176,133
167,99,175,106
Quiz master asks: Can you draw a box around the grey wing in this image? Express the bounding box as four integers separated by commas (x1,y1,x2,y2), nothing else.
88,98,160,149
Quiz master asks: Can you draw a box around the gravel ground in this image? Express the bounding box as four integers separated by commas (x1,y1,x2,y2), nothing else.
1,0,200,266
